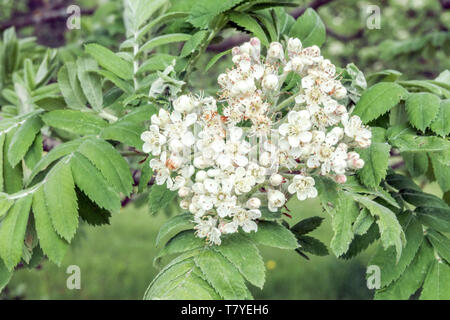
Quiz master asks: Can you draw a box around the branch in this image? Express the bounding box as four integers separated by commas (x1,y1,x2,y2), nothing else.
0,7,95,31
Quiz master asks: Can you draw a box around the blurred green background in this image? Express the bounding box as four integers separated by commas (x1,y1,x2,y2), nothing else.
0,0,448,299
5,198,373,300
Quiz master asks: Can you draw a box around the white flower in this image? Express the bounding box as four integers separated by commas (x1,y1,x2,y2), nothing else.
149,152,172,188
140,37,370,244
288,175,318,201
194,216,222,245
151,108,170,128
267,189,286,212
343,115,372,148
141,125,166,155
279,110,312,147
246,162,266,184
233,167,256,195
173,94,194,112
262,74,278,91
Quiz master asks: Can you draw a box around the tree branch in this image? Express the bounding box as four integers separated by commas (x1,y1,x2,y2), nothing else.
0,7,95,31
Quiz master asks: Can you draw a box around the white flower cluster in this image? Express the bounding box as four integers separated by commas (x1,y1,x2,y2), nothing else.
141,37,371,245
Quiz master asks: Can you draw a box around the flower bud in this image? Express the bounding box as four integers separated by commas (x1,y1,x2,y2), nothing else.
270,173,283,186
267,42,284,60
262,74,278,91
178,187,190,198
246,197,261,209
334,86,347,99
288,38,302,54
180,199,190,210
334,105,347,116
195,170,208,182
217,73,227,87
334,174,347,184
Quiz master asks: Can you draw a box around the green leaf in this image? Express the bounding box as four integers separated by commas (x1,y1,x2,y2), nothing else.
374,241,434,300
77,138,133,196
370,214,423,288
353,194,405,261
341,223,380,260
330,192,359,257
26,139,84,185
387,126,450,153
357,127,390,188
0,135,4,192
57,62,86,110
352,208,374,236
100,121,144,149
44,160,78,242
32,187,68,265
94,70,133,94
0,194,14,218
148,183,177,215
429,150,450,192
70,152,121,213
313,175,340,213
245,221,298,249
420,260,450,300
427,230,450,264
137,54,176,74
403,152,428,177
7,115,42,167
180,31,208,57
155,213,194,247
24,133,43,170
205,49,231,72
85,44,133,80
214,233,265,289
229,12,269,46
385,173,421,191
195,249,248,299
297,235,329,256
0,195,32,270
353,82,408,124
405,92,440,132
138,157,152,193
2,130,23,193
76,189,111,226
415,206,450,233
288,8,326,47
144,257,220,300
430,99,450,137
401,189,448,209
291,216,324,235
124,0,166,34
139,34,192,55
77,56,103,111
42,110,108,135
154,230,205,265
188,0,245,29
0,257,13,292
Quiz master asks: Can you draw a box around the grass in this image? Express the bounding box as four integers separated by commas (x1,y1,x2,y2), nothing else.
7,197,374,300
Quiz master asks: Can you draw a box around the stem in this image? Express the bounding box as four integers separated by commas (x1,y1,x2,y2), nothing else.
133,32,140,91
272,93,299,114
